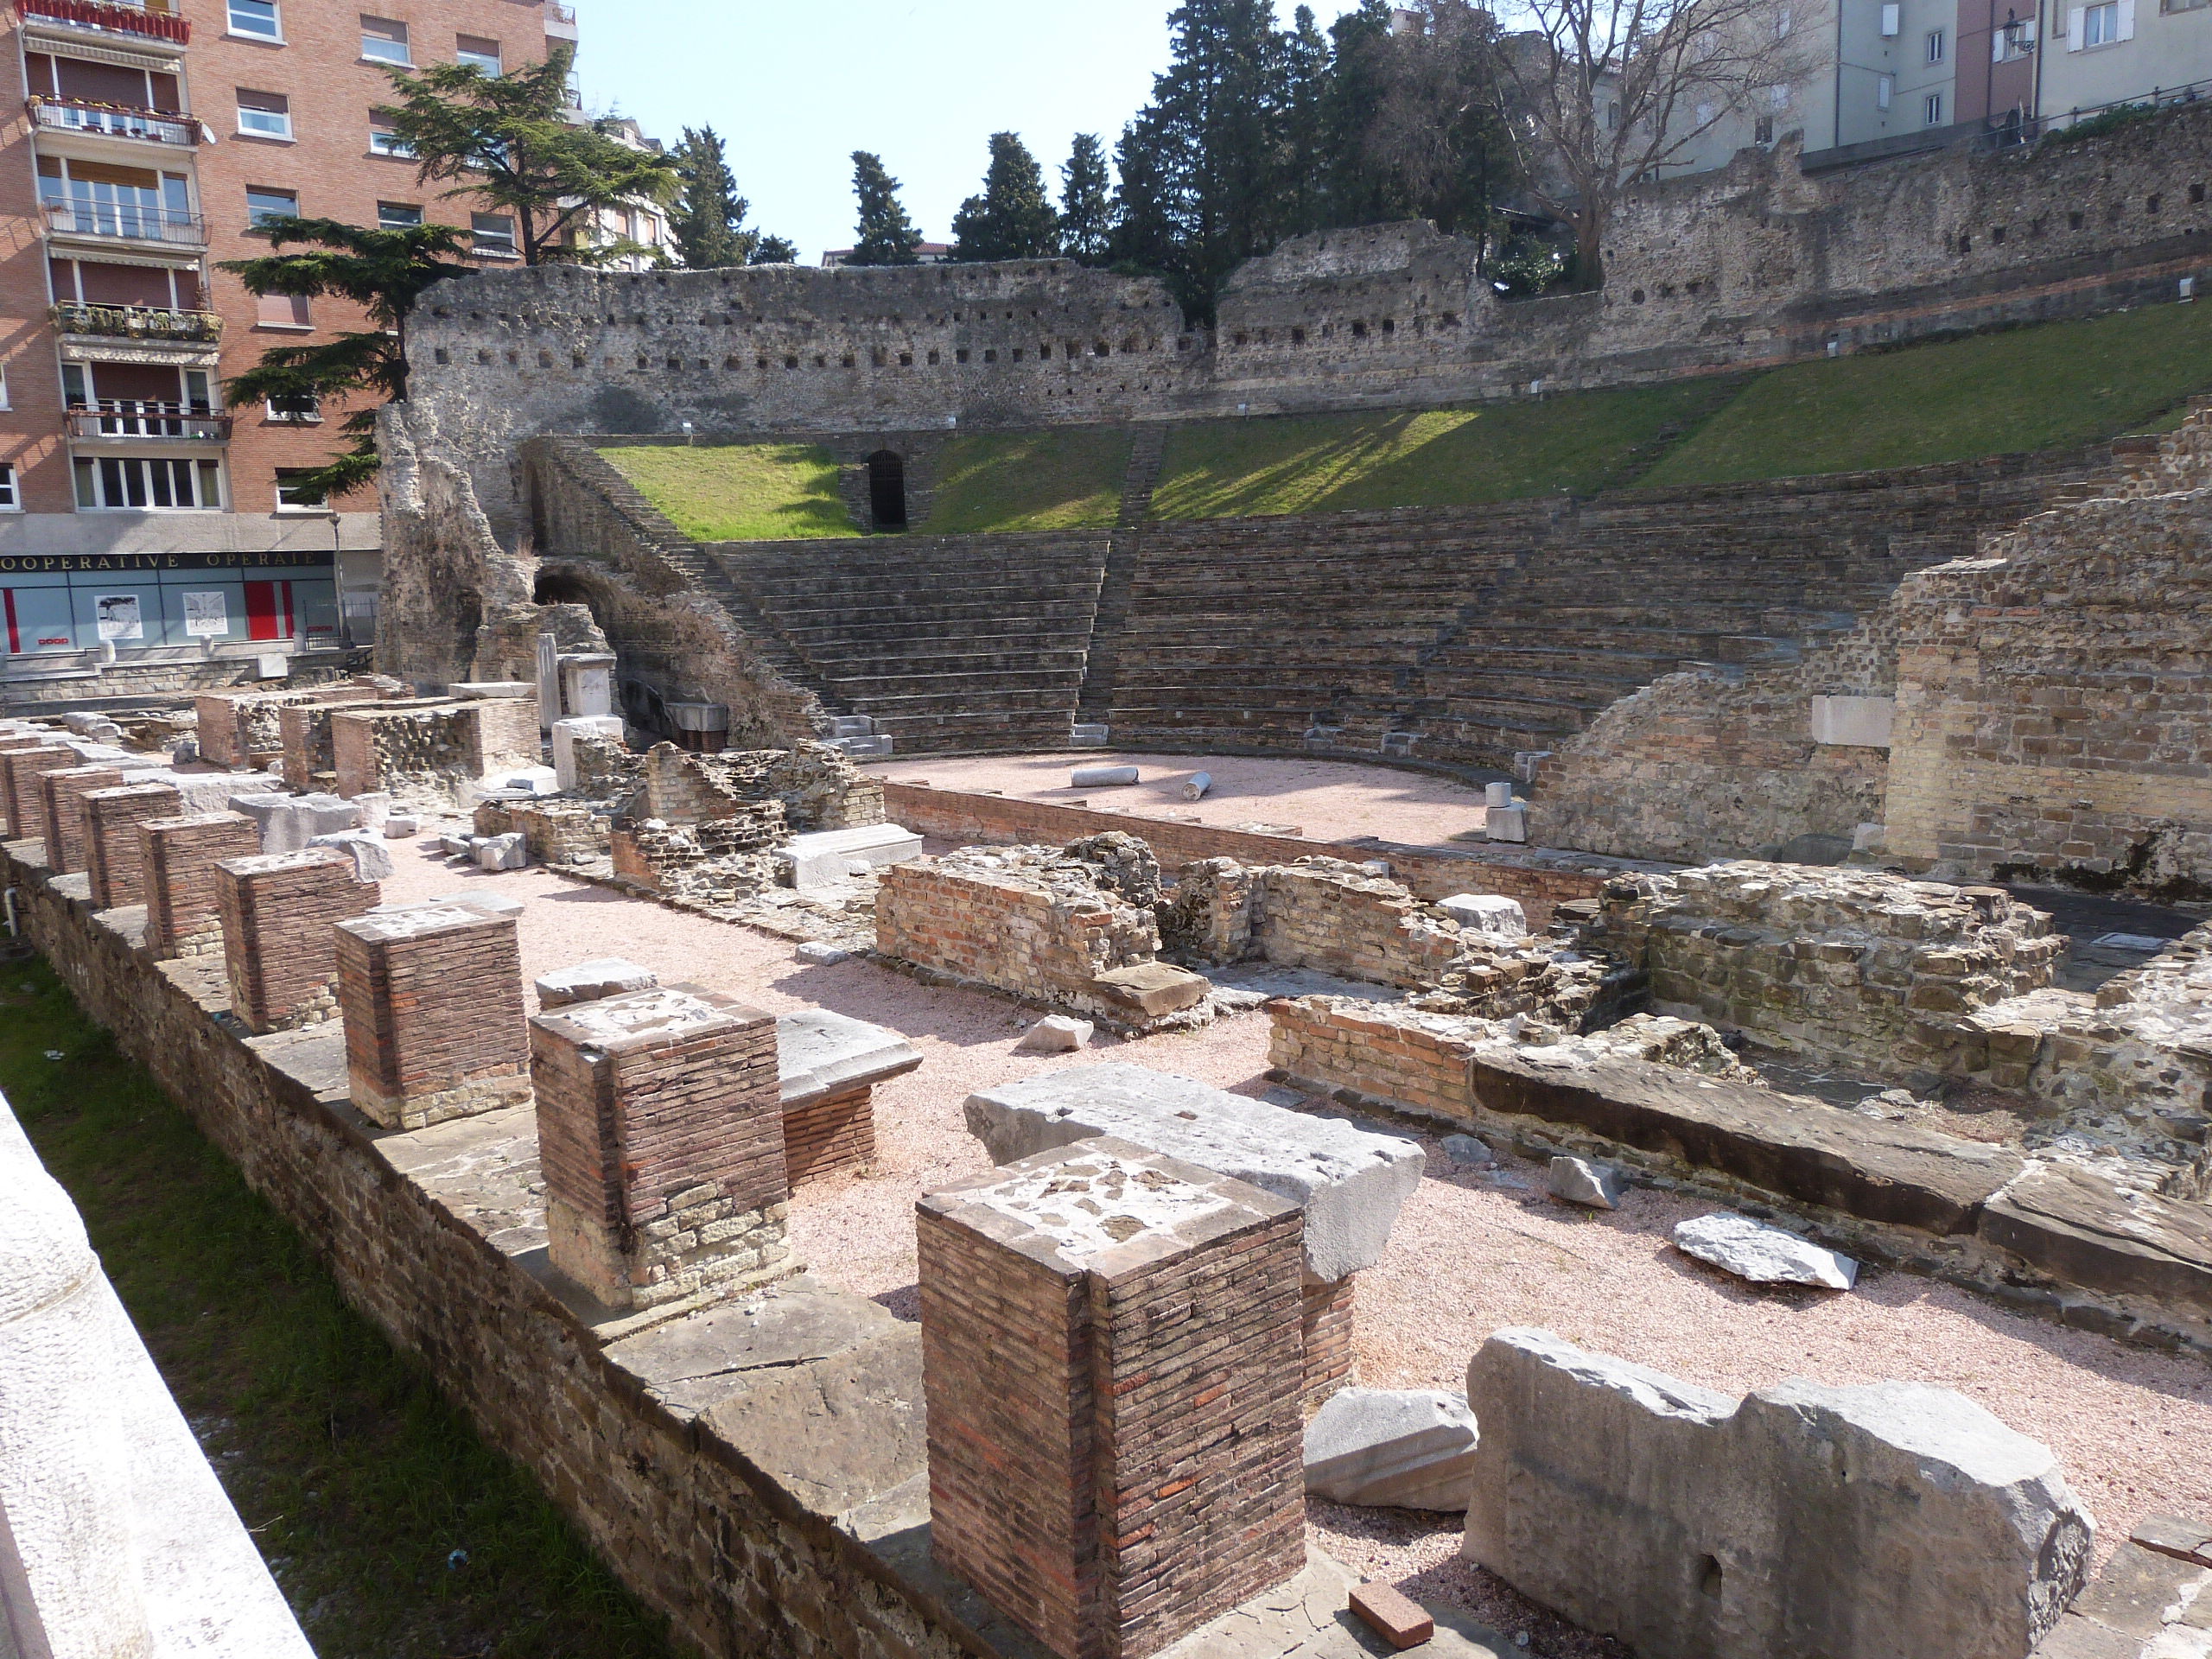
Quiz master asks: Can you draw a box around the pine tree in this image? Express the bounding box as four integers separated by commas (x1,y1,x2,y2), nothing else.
1322,0,1403,226
844,151,925,266
671,125,747,269
1058,134,1115,265
1108,118,1180,276
751,234,799,265
1280,7,1332,234
950,132,1061,262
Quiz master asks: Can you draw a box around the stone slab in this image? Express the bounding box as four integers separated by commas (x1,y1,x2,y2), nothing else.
1674,1213,1859,1290
701,1326,925,1519
1154,1548,1512,1658
777,1009,923,1109
1548,1155,1622,1209
1014,1014,1092,1053
963,1062,1424,1281
776,823,924,889
534,957,659,1010
2132,1515,2212,1571
1468,1050,2023,1235
1304,1388,1480,1511
1810,694,1897,748
1978,1164,2212,1315
606,1272,908,1419
1439,893,1528,938
430,889,525,918
1090,959,1211,1017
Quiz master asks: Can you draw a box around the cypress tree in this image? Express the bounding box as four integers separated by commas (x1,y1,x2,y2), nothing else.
671,126,747,270
950,132,1062,262
844,151,924,266
1058,134,1115,265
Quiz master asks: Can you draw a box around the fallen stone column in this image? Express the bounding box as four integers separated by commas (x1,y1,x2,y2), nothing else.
140,813,263,961
216,849,380,1033
335,903,532,1130
39,765,128,874
1461,1327,2094,1659
919,1135,1307,1659
531,984,793,1312
965,1061,1425,1402
81,782,183,912
776,1008,921,1186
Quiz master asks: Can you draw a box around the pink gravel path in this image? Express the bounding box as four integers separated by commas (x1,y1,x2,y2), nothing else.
862,751,1499,849
385,834,2212,1644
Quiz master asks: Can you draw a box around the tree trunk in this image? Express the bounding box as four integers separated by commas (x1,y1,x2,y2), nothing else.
1574,210,1606,291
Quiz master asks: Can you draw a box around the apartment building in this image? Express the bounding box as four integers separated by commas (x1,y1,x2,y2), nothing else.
0,0,566,702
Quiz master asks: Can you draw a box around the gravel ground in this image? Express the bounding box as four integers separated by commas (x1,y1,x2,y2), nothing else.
385,834,2212,1649
861,750,1502,849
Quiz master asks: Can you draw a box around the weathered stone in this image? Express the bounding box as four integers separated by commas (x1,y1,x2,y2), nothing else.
1485,804,1529,842
1439,893,1529,938
430,889,524,918
777,1009,921,1109
776,823,924,889
1071,764,1139,787
552,716,626,794
1182,771,1212,801
1548,1155,1623,1209
533,957,660,1010
1462,1328,2094,1659
1978,1164,2212,1318
1304,1388,1480,1511
232,791,360,855
964,1062,1423,1281
1090,958,1211,1017
1014,1014,1093,1053
308,830,396,883
1440,1134,1497,1167
1673,1213,1859,1289
793,942,851,965
474,832,528,871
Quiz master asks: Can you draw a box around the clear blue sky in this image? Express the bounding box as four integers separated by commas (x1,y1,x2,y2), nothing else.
565,0,1369,264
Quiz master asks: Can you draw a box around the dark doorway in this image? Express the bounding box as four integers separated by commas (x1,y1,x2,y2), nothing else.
867,449,907,531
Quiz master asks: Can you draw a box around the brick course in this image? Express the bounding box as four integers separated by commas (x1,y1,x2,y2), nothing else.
531,984,791,1311
141,813,264,961
83,783,184,912
216,849,378,1033
783,1083,875,1188
334,904,531,1130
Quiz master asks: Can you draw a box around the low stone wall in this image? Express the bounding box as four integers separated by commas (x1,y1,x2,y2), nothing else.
0,836,1040,1659
474,798,611,866
330,698,541,799
880,782,1654,928
640,741,884,833
195,681,389,770
1164,855,1465,989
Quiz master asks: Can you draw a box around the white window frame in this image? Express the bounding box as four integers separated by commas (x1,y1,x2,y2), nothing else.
377,201,423,230
1925,91,1945,124
264,392,321,424
0,463,19,512
227,0,282,41
1927,27,1948,60
368,125,416,158
359,16,410,64
471,212,518,258
274,470,323,513
2071,0,2133,46
236,92,292,141
454,36,503,73
1878,73,1894,109
73,454,226,512
245,186,299,229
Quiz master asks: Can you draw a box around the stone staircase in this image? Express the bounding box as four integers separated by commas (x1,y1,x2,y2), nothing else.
1073,423,1174,733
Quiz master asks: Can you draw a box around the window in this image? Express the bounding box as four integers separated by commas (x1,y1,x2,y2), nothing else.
256,291,311,328
228,0,280,40
0,368,9,412
246,186,297,228
360,16,410,63
236,90,291,140
73,455,223,511
1770,82,1791,108
368,121,415,158
454,35,502,73
275,469,322,511
1999,14,2037,54
265,391,319,423
2166,0,2209,14
1925,92,1945,124
1755,114,1777,143
1877,74,1894,109
378,201,423,229
1927,27,1947,59
2077,0,2127,45
471,212,518,257
0,465,17,512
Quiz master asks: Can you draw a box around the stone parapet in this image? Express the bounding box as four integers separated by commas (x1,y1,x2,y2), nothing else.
140,813,263,960
215,849,378,1033
82,782,182,912
335,902,531,1130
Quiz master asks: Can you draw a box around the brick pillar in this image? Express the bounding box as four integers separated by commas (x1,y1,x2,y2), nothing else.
531,984,792,1311
3,749,81,860
1301,1272,1357,1404
216,849,378,1033
40,766,126,874
82,783,182,911
335,903,531,1130
783,1084,876,1187
141,813,262,960
918,1135,1307,1659
0,735,50,836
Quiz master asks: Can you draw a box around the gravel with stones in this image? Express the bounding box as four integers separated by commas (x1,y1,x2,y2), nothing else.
383,830,2212,1638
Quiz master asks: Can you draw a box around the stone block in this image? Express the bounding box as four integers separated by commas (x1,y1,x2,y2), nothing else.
793,942,850,965
1439,893,1528,938
1484,781,1515,809
1674,1213,1859,1289
489,765,560,796
558,653,615,720
778,1009,918,1185
964,1062,1424,1281
383,816,419,839
1014,1014,1093,1052
1090,959,1211,1018
1485,804,1529,842
1811,695,1897,748
552,716,626,793
1462,1328,2094,1659
1548,1155,1623,1209
775,823,924,889
229,791,359,855
1305,1388,1480,1511
335,903,531,1130
448,680,535,700
533,957,660,1010
475,832,528,871
308,830,395,883
1071,764,1139,787
1977,1164,2212,1317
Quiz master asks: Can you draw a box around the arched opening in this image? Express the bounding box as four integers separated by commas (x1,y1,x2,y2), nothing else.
867,449,907,531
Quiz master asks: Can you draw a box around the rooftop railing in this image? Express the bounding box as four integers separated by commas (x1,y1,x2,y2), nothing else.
18,0,190,46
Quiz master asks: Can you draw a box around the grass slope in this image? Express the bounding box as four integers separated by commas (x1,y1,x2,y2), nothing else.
0,954,676,1659
1148,380,1736,519
924,426,1134,533
1641,301,2212,486
601,442,857,541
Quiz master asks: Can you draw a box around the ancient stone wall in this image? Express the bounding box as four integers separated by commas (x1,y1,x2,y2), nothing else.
637,741,883,835
1162,855,1471,989
328,698,541,800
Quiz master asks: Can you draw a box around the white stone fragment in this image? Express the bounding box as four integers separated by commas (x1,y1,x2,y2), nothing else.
1071,765,1140,788
1673,1214,1859,1290
1305,1388,1482,1511
1484,781,1516,809
1486,804,1529,843
1182,771,1212,801
794,942,852,965
474,833,528,871
552,715,626,793
1014,1014,1093,1053
430,889,524,918
1440,1134,1497,1167
308,830,395,883
383,816,419,839
778,1008,922,1107
1440,893,1529,938
777,823,924,889
1809,695,1897,749
234,791,359,855
964,1062,1425,1281
534,957,660,1011
494,766,560,797
1548,1156,1623,1210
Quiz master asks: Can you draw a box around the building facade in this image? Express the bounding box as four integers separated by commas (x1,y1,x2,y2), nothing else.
0,0,565,698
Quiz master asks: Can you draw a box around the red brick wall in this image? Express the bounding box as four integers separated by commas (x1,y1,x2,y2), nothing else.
334,903,529,1129
141,810,262,958
783,1083,874,1188
216,847,377,1031
0,736,52,836
1268,996,1485,1122
84,781,183,909
1301,1274,1357,1405
1,748,75,855
40,765,125,872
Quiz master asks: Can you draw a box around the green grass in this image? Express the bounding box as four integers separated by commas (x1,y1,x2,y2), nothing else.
0,954,677,1659
601,442,858,541
1640,301,2212,486
923,427,1134,533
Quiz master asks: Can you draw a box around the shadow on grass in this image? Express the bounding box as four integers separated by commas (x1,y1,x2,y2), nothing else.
0,957,679,1659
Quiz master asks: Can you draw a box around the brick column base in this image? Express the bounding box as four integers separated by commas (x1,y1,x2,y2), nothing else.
142,814,262,961
1303,1271,1357,1403
784,1083,876,1186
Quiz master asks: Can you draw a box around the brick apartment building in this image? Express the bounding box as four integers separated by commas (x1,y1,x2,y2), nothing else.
0,0,583,706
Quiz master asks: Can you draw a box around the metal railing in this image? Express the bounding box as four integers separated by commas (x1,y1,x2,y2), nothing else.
18,0,191,45
51,300,221,342
41,200,204,245
2012,75,2212,143
544,0,576,21
66,401,230,441
28,96,197,145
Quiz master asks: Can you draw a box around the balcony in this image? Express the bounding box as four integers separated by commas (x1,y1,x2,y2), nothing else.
544,0,578,38
19,0,190,46
29,97,199,147
41,200,204,247
67,401,231,441
51,301,222,343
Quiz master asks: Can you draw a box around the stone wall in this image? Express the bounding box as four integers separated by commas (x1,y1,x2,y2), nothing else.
1162,855,1479,990
328,697,542,800
637,741,884,835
